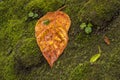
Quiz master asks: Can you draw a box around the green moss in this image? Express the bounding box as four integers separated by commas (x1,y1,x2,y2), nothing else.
0,52,16,80
3,56,16,80
69,63,88,80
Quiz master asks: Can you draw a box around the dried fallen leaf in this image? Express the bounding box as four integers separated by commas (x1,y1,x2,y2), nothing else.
35,11,71,67
104,36,110,45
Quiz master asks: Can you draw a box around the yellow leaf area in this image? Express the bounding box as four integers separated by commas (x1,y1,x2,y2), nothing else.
35,11,71,67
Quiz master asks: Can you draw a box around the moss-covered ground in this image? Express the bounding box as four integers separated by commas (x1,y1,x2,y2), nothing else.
0,0,120,80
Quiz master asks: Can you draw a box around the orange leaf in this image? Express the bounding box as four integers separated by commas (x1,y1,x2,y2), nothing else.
104,36,110,45
35,11,71,67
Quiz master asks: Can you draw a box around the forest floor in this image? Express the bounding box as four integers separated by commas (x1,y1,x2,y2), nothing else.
0,0,120,80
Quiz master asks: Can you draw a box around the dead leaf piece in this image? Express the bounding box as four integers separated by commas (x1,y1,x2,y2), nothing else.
104,36,110,45
35,11,71,67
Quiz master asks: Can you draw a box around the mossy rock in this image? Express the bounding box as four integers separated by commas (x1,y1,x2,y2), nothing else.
69,15,120,80
13,38,43,69
79,0,120,27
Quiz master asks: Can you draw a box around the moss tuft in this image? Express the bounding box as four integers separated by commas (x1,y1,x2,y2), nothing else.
25,0,65,13
13,38,43,68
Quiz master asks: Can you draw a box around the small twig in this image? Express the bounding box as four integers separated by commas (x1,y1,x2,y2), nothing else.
57,5,67,11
